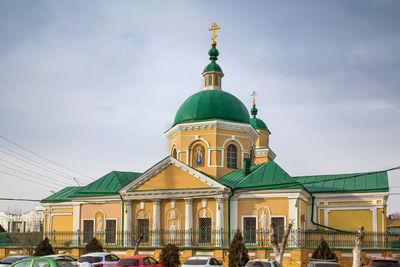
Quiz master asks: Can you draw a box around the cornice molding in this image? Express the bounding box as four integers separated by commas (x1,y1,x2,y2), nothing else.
255,147,276,160
165,120,259,140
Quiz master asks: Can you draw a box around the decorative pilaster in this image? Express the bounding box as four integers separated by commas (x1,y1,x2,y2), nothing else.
230,198,238,240
185,198,193,246
152,200,160,246
124,201,132,246
72,203,80,246
216,198,224,246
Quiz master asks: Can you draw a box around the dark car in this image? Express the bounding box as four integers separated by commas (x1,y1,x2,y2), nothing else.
0,257,32,267
115,256,164,267
361,256,400,267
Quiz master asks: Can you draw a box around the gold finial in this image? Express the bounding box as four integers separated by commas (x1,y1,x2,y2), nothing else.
251,91,258,106
209,22,220,46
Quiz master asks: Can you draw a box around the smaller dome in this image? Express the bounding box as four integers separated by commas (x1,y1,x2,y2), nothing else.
251,117,269,131
203,44,223,74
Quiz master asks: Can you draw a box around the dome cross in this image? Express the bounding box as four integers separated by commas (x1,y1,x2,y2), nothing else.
209,22,220,46
251,91,258,106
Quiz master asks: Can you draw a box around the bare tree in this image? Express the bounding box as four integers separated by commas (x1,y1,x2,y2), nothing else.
352,226,365,267
271,222,293,267
132,230,144,256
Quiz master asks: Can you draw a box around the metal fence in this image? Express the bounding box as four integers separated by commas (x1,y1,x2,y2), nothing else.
0,229,399,249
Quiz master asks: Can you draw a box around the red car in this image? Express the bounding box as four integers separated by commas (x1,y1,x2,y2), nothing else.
361,256,400,267
115,256,164,267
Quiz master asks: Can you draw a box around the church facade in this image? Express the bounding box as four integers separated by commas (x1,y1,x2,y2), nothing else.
40,25,390,260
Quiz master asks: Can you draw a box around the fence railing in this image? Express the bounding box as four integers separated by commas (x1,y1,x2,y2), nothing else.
0,229,399,249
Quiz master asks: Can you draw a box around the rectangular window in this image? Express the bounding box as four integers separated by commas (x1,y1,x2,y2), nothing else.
137,219,149,243
105,219,117,244
83,220,94,243
198,218,212,243
271,217,285,243
243,217,257,244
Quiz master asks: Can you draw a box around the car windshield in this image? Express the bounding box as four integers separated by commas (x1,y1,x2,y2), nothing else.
79,257,102,263
184,259,209,265
116,259,139,267
55,260,75,267
371,261,400,267
246,262,271,267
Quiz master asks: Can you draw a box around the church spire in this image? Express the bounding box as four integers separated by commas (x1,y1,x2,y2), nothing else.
202,22,224,90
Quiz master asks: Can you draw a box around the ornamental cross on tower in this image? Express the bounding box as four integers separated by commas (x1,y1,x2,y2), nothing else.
251,91,258,106
209,22,220,46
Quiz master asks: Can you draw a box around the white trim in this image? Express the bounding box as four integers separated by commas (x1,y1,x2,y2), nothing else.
187,137,210,149
230,199,238,232
208,147,224,167
169,142,177,155
288,198,298,229
165,120,259,141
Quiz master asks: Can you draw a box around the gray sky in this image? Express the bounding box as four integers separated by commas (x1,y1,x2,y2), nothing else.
0,0,399,214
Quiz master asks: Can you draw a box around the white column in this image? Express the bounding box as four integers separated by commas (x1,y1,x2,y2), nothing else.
230,198,238,239
72,203,80,246
152,200,160,246
124,201,132,246
185,198,193,246
288,198,298,247
216,198,224,246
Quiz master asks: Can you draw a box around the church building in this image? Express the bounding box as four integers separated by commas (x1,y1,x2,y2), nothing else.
40,24,389,260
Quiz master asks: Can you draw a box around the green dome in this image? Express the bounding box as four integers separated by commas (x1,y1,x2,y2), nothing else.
173,90,250,126
203,44,223,74
251,117,269,131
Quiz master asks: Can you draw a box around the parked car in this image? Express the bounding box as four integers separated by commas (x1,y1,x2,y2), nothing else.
306,260,340,267
245,259,279,267
10,257,75,267
115,256,164,267
0,257,31,267
181,257,222,267
361,256,400,267
42,255,78,266
77,252,120,267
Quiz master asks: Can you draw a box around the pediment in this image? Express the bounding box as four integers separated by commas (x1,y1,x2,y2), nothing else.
120,157,227,193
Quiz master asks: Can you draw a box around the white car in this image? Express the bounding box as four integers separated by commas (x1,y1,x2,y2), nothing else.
77,252,120,267
245,259,279,267
181,257,222,267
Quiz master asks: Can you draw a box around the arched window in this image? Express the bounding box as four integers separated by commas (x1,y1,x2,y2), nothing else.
208,75,212,86
214,76,218,86
172,149,177,159
227,144,237,169
193,145,204,167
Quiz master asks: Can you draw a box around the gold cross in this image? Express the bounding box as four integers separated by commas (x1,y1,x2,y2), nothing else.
209,22,220,45
251,91,258,106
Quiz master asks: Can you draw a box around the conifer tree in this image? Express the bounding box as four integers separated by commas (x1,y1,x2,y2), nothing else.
34,237,55,256
160,244,180,267
84,237,103,253
311,236,338,261
228,230,249,267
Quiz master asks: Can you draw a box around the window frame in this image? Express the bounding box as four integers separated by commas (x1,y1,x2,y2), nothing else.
192,144,205,167
242,215,258,245
226,144,238,169
105,218,118,245
198,217,212,244
137,218,150,243
82,219,95,244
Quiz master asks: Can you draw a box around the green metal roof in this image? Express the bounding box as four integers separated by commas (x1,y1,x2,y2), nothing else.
70,171,142,197
218,161,304,190
173,90,251,126
203,44,223,74
41,186,81,203
251,117,269,131
293,171,389,193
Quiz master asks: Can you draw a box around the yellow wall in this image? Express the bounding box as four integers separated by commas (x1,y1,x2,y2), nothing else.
169,128,256,179
237,198,289,229
328,209,373,231
135,165,211,191
52,215,73,232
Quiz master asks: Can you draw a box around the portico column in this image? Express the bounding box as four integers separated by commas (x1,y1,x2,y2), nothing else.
124,201,132,246
216,198,224,246
230,198,238,241
185,198,193,246
152,200,160,246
